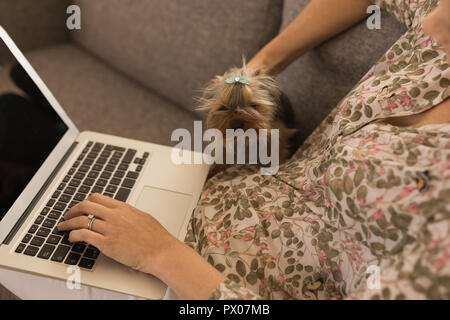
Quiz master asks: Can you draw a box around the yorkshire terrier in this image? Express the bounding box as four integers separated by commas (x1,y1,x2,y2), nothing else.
197,64,300,177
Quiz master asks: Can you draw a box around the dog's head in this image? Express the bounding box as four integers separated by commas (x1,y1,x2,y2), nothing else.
196,65,280,132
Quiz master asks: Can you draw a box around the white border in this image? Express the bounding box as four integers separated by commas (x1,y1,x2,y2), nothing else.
0,26,79,242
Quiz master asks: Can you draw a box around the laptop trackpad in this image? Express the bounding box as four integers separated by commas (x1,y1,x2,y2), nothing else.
135,186,193,237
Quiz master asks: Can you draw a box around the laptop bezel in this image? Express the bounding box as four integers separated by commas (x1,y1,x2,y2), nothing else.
0,26,79,243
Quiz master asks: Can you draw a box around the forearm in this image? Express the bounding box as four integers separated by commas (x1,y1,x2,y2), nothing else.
248,0,372,75
153,239,226,300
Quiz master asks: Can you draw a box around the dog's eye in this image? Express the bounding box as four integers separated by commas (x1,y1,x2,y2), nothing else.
249,103,258,109
218,105,227,111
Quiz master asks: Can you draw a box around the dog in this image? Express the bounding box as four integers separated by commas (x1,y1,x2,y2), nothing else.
196,64,300,177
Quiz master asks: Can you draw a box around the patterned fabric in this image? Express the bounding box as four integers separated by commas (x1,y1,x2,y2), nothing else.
184,0,450,300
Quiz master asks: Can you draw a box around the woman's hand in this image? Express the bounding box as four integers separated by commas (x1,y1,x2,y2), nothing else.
57,193,226,299
57,193,178,276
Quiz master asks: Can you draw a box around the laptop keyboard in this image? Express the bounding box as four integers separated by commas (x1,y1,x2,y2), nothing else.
14,141,149,270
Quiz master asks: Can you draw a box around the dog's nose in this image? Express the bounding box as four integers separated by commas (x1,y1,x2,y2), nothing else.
231,120,244,130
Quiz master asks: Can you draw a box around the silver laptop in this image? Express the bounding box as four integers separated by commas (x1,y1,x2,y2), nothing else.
0,26,210,299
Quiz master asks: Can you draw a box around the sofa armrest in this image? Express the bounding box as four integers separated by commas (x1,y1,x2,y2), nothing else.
0,0,70,52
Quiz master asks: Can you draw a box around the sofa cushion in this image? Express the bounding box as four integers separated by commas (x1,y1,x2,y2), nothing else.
0,0,69,59
277,0,407,143
70,0,283,113
21,44,198,146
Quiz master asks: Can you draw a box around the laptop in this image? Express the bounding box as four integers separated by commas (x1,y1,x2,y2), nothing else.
0,26,210,299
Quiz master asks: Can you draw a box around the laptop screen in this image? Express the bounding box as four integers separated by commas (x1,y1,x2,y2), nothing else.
0,40,68,223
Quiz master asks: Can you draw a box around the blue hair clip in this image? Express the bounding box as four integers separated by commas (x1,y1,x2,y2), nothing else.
225,76,250,85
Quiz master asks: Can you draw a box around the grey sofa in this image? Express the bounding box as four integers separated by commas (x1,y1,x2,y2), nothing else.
0,0,406,299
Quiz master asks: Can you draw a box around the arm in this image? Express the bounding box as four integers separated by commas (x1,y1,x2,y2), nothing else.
248,0,372,76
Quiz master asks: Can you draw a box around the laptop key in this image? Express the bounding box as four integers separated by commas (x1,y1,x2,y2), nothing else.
110,178,121,186
79,186,90,194
106,185,117,194
48,210,62,219
61,235,72,245
47,199,55,207
104,165,115,172
74,193,86,202
92,186,104,194
43,219,57,229
88,171,100,179
114,146,126,152
122,178,135,189
72,243,86,254
64,186,77,195
30,236,45,247
52,227,65,236
109,158,119,165
38,244,56,260
28,224,38,234
65,252,81,265
47,235,62,245
122,149,137,164
57,183,66,191
101,150,111,158
35,215,44,225
41,207,51,215
83,159,94,166
52,191,61,199
69,179,81,187
104,193,114,198
22,233,32,244
59,194,72,203
78,165,89,173
92,143,104,152
84,246,100,259
96,157,108,165
87,152,98,159
37,227,51,238
126,171,139,179
93,164,103,171
96,179,108,187
136,165,143,172
79,258,95,270
51,245,71,262
74,172,85,180
15,243,26,253
24,245,39,256
72,161,81,168
114,170,125,178
112,151,123,158
83,178,95,186
100,172,112,179
54,202,67,211
115,188,131,202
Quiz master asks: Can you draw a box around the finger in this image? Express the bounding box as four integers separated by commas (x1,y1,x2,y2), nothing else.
64,199,110,221
68,229,105,249
58,215,107,235
87,193,125,208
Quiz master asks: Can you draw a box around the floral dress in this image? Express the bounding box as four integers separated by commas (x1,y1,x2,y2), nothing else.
185,0,450,300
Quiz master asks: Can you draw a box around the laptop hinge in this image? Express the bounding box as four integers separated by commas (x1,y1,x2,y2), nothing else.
2,142,79,245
